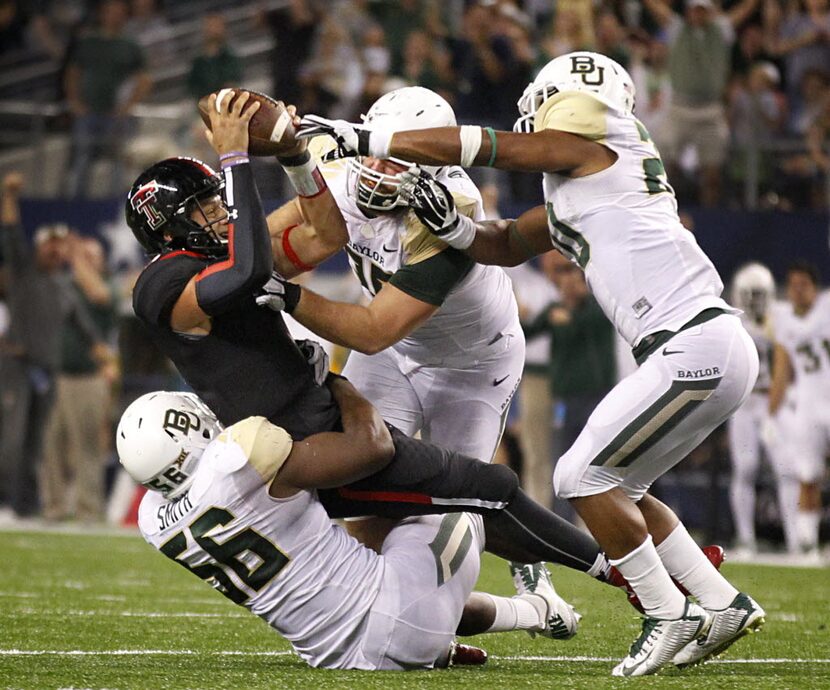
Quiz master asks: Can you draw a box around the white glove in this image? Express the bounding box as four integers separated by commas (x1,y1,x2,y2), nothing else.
297,115,392,162
255,272,301,313
760,415,778,450
399,169,477,250
295,339,329,386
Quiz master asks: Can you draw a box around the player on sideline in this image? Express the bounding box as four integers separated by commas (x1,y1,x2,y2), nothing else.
298,51,765,676
257,86,542,596
123,89,615,621
769,261,830,563
117,387,577,669
728,263,800,557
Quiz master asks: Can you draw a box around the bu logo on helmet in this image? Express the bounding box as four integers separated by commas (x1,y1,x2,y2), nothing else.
163,408,201,437
570,55,604,85
131,180,166,230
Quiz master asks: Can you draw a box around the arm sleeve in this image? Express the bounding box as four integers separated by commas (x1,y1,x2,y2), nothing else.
194,163,274,316
389,247,474,306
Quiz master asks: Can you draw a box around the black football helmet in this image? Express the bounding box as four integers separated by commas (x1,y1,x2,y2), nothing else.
125,157,228,257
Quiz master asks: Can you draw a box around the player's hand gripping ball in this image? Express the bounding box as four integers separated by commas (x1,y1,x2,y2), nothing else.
198,89,303,157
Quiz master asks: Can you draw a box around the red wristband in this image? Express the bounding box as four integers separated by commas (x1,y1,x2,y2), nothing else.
282,224,314,273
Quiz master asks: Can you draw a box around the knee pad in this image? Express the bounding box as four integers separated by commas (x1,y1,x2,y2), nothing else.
478,461,519,504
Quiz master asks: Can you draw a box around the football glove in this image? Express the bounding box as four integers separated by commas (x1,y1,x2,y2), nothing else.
398,169,477,250
295,339,329,386
255,271,301,314
297,115,391,162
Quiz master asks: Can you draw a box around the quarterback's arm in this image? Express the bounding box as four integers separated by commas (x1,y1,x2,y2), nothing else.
266,195,348,279
387,127,614,176
170,163,273,332
768,343,793,416
270,376,394,496
292,282,437,355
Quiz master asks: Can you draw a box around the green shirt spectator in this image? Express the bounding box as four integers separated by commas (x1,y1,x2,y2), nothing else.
187,14,243,100
524,295,616,399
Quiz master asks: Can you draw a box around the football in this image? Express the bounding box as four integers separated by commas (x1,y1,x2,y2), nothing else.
197,88,300,157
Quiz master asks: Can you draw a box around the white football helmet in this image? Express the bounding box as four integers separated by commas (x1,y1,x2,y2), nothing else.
732,262,775,322
116,391,221,498
514,51,636,133
349,86,457,212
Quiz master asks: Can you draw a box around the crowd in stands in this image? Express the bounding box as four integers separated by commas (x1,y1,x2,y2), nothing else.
0,0,828,207
0,1,827,552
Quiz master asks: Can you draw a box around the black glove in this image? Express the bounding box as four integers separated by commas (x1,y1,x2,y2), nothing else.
255,271,301,314
399,170,461,237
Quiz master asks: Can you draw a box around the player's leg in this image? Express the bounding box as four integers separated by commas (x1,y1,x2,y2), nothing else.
554,315,760,675
417,332,525,463
727,394,763,555
516,371,554,507
359,513,484,669
342,348,423,436
765,400,802,554
789,412,826,559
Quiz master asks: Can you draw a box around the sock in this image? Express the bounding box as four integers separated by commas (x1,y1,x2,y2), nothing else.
796,510,820,551
482,593,544,632
729,473,756,547
609,535,687,619
656,523,738,610
488,489,602,571
777,476,801,554
587,552,611,580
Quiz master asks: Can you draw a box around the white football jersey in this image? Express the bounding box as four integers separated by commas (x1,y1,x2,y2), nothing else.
740,313,774,392
773,291,830,408
319,153,519,366
139,417,384,669
534,92,734,347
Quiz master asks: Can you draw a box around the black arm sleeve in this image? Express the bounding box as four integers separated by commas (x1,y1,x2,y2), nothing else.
194,163,273,316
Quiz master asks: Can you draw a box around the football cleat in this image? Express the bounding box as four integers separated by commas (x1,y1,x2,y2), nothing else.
606,545,725,613
611,600,712,677
446,641,488,667
672,592,765,668
509,562,581,640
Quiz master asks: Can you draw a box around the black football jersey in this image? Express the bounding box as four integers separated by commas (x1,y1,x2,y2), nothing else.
132,250,340,438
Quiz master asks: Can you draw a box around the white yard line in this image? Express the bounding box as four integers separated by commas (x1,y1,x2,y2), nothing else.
0,650,828,664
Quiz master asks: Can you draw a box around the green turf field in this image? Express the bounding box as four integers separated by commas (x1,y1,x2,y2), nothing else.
1,528,828,689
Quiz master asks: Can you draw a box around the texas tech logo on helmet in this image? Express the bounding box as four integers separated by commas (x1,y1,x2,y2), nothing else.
130,180,166,230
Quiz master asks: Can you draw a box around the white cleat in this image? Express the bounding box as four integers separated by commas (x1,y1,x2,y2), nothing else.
509,562,581,640
611,600,712,677
672,592,765,668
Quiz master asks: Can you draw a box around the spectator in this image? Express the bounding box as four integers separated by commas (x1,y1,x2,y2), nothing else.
522,255,616,515
451,2,527,129
729,61,785,147
187,13,243,101
371,0,430,75
124,0,173,66
265,0,321,107
357,23,392,113
731,22,774,78
788,66,830,135
505,255,559,509
40,234,118,522
301,14,365,119
400,29,454,100
767,0,830,107
64,0,151,198
629,36,672,136
645,0,760,206
0,173,93,518
537,7,590,67
595,9,631,68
